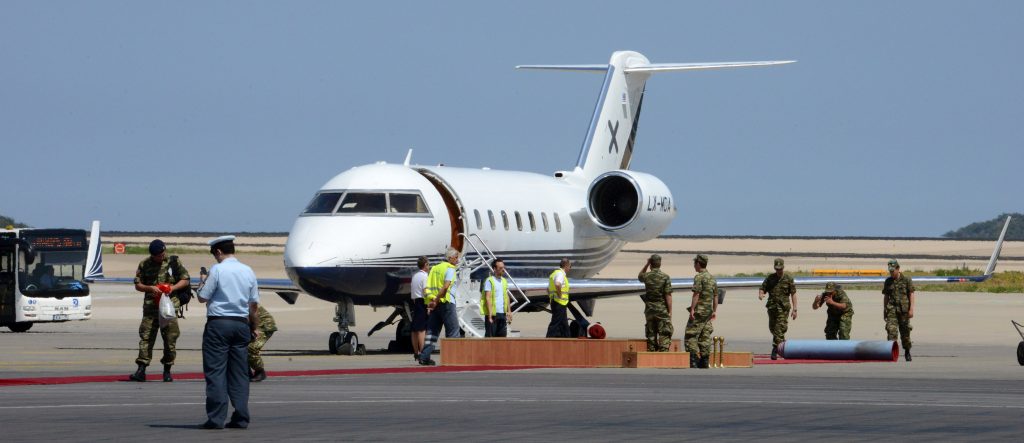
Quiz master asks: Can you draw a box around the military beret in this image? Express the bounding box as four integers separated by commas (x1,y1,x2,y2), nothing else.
148,239,166,256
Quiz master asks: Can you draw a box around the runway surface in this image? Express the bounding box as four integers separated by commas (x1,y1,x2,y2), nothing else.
1,370,1022,441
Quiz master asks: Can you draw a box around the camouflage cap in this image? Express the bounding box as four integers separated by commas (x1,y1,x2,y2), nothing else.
773,258,785,270
887,259,900,270
693,254,709,266
824,282,837,292
649,254,662,266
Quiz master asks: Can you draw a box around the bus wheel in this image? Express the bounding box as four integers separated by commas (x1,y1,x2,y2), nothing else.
8,322,32,333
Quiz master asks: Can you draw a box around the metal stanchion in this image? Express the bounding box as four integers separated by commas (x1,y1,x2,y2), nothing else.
712,336,726,368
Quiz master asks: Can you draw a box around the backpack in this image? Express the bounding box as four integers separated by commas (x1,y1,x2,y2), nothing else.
168,255,193,318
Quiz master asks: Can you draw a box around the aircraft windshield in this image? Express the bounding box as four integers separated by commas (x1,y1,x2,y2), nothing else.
19,250,90,297
337,193,387,214
304,192,342,214
302,191,431,216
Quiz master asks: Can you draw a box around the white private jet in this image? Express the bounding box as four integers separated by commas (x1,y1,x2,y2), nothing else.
236,51,1014,354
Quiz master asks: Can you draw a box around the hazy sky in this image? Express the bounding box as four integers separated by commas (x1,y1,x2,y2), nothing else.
2,1,1020,236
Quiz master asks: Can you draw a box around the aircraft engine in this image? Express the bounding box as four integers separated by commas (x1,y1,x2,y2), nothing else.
586,170,676,242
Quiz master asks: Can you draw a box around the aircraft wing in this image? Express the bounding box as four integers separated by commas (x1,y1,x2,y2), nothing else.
505,216,1010,305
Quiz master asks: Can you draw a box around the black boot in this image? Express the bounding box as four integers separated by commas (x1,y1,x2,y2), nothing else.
702,355,712,369
904,350,912,362
163,364,173,382
689,353,698,368
771,345,778,361
250,368,266,382
129,364,147,382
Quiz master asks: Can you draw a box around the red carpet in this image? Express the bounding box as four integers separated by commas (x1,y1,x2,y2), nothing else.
0,365,547,387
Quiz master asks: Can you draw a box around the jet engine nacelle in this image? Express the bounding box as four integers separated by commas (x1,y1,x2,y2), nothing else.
586,170,676,242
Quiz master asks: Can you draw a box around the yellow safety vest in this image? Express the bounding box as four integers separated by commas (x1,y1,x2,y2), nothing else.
425,262,455,303
480,275,510,316
548,269,569,306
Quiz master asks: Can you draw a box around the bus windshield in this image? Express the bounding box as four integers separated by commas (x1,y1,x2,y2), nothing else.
18,230,90,297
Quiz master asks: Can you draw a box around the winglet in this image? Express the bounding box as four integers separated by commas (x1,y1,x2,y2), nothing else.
984,216,1011,276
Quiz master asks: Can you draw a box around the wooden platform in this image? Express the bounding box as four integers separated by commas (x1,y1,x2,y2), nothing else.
622,352,691,368
440,338,682,367
713,352,755,368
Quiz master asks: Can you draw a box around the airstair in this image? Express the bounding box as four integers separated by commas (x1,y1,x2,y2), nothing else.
450,233,532,337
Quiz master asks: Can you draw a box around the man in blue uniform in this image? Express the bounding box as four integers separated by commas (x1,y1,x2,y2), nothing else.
197,235,260,430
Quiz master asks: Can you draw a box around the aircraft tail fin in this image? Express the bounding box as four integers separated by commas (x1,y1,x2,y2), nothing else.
84,220,103,281
518,52,793,178
983,215,1011,277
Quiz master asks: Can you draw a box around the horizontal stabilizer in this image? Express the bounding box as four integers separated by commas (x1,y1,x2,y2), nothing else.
623,60,796,73
515,64,610,72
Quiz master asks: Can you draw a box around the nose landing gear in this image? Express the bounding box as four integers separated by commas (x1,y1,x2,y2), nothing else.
328,297,365,355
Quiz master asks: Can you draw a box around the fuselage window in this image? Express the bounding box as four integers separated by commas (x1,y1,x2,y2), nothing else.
541,212,549,232
514,211,523,231
488,210,496,230
303,192,342,214
337,192,387,214
500,210,509,231
388,193,429,214
554,212,562,232
528,212,536,231
473,210,482,230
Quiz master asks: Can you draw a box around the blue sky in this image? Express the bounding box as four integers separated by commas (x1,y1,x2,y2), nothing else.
2,1,1020,236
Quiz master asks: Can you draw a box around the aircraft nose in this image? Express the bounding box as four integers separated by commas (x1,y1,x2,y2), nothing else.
284,218,339,268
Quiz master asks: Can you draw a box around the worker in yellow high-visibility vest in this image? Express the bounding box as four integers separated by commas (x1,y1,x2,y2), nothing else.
418,248,460,366
481,258,512,337
546,258,572,338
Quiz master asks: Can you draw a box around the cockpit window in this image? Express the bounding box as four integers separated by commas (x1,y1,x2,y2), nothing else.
304,192,342,214
388,193,429,214
337,193,387,214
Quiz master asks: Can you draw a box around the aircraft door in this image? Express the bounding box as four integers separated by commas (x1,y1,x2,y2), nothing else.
417,170,465,252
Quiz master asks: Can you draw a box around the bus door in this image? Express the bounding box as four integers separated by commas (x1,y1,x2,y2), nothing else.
0,241,15,325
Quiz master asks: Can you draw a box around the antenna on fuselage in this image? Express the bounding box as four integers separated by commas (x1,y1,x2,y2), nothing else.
403,149,413,167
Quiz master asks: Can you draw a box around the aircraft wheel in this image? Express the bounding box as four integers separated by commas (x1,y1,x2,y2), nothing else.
328,332,342,355
339,332,359,356
8,322,32,333
1017,341,1024,366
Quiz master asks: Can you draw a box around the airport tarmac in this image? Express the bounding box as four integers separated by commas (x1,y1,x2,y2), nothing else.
2,246,1023,440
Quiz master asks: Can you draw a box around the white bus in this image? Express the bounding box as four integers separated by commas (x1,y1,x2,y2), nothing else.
0,222,102,332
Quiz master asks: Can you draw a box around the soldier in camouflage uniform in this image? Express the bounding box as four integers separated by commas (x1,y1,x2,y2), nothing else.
248,304,277,382
129,240,190,382
685,254,718,368
812,282,854,340
758,258,798,360
638,254,673,352
883,259,915,361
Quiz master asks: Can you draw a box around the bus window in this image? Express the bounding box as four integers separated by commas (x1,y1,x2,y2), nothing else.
337,193,387,214
488,210,496,230
388,193,430,214
501,211,509,231
303,192,342,214
541,212,549,232
473,210,482,230
528,212,536,231
554,212,562,232
514,212,523,231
